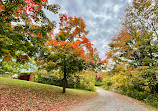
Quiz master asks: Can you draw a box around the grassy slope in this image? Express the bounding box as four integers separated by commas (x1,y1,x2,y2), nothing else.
0,77,98,111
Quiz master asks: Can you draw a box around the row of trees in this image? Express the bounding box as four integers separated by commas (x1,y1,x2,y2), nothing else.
103,0,158,107
106,0,157,67
0,0,105,93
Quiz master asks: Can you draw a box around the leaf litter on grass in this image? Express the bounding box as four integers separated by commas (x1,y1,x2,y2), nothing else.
0,77,97,111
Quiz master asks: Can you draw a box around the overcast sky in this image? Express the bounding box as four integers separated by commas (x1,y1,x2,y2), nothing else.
44,0,132,59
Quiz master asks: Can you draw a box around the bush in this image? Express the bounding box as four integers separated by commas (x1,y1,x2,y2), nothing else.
102,67,158,108
34,74,63,87
95,80,102,86
80,71,96,91
102,77,113,90
144,94,158,108
34,70,96,91
95,74,103,86
67,76,81,88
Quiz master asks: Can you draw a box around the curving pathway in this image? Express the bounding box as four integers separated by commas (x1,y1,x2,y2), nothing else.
70,87,152,111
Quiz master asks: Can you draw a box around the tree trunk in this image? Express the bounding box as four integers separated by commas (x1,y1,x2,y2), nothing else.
63,60,67,93
63,70,66,93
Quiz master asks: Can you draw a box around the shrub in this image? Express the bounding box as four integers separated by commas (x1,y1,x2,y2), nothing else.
67,76,81,88
34,69,96,91
144,94,158,108
34,74,63,87
95,74,103,86
80,71,96,91
102,77,112,90
102,67,158,108
95,80,102,86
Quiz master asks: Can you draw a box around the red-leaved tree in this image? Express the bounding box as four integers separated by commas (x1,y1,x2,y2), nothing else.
37,14,105,93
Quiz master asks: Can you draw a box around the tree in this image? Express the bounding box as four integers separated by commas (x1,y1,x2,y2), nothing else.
0,0,60,61
0,0,60,75
56,14,105,71
106,0,158,68
37,14,104,93
106,28,157,68
0,59,21,75
104,0,158,95
124,0,158,36
0,57,36,75
48,41,88,93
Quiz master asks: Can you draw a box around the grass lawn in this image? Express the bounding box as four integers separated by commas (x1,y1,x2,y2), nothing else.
0,77,98,111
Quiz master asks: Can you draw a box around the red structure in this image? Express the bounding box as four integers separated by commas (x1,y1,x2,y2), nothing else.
18,73,34,81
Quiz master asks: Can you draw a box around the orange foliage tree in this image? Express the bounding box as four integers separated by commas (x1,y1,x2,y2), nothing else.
56,14,106,71
37,14,105,93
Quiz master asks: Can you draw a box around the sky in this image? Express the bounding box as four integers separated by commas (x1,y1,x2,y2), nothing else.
44,0,132,59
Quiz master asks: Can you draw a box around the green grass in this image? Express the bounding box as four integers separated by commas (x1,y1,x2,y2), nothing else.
0,77,98,110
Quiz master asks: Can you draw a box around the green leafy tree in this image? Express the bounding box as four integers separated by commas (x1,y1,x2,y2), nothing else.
104,0,158,100
0,0,60,61
0,59,21,75
124,0,157,36
106,0,158,68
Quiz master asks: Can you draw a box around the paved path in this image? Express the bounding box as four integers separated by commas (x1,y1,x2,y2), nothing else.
70,87,152,111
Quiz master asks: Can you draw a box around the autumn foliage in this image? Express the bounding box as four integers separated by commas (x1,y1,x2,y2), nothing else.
45,14,104,67
103,0,158,108
0,77,97,110
35,14,105,93
0,0,60,61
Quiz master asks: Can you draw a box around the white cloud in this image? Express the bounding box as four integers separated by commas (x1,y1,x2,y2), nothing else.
128,0,132,3
113,4,123,13
91,40,97,45
45,0,132,59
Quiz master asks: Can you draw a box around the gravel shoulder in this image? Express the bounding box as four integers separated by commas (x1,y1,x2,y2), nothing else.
70,87,152,111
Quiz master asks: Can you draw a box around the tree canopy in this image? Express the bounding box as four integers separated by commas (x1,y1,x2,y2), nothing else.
0,0,60,61
36,14,105,93
104,0,158,99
